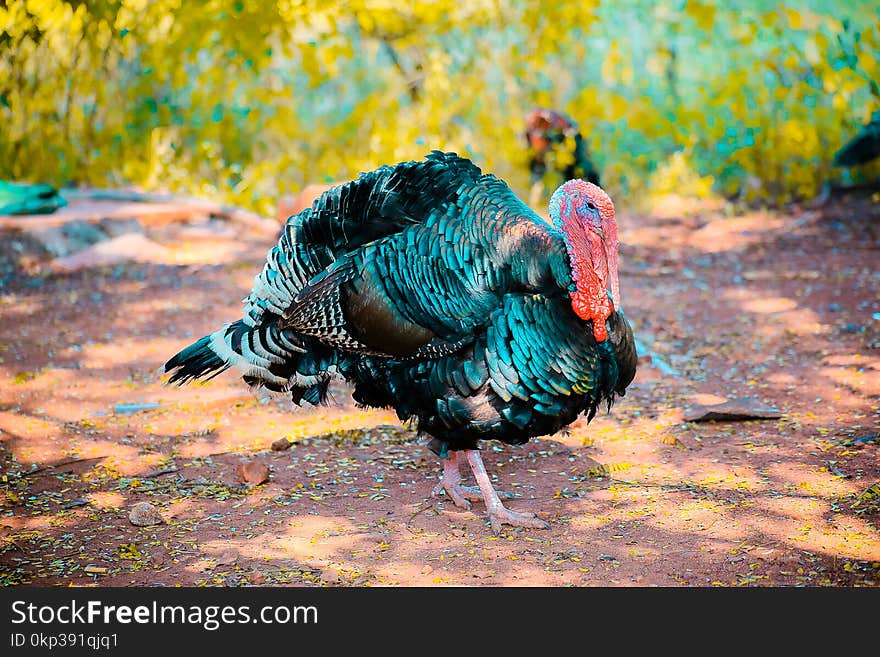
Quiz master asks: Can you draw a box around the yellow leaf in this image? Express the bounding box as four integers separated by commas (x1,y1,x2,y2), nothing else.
687,2,716,31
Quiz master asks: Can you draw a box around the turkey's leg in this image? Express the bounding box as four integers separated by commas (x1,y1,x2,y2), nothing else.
464,449,550,534
431,451,482,509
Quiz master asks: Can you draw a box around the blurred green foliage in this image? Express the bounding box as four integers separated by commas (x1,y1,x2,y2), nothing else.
1,0,878,214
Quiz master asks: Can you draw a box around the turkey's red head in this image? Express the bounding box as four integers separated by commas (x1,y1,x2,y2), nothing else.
549,179,619,343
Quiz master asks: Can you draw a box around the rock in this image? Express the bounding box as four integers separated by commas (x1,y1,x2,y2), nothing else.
128,501,164,526
420,565,434,575
320,568,340,584
271,437,292,451
28,225,81,258
62,220,107,251
0,231,52,278
236,461,270,487
248,569,267,585
50,233,173,272
98,217,144,238
683,397,782,423
217,550,238,565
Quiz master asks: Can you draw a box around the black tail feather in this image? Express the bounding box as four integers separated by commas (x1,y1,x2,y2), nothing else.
288,378,331,406
164,335,229,385
301,378,330,405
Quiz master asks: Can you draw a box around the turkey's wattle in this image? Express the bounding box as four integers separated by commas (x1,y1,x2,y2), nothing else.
164,151,637,533
549,180,619,343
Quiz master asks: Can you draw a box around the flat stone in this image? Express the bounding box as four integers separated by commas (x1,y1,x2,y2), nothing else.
684,397,782,423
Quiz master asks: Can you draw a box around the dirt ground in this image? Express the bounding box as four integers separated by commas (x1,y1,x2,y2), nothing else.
1,191,878,588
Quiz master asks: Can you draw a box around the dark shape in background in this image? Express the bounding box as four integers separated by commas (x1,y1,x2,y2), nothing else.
834,108,880,168
524,108,601,206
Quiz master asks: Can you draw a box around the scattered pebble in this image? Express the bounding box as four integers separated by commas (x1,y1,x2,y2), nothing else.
248,569,267,585
128,501,163,526
271,437,292,451
236,461,270,486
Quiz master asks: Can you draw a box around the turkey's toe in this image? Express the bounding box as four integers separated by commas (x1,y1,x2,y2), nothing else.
486,506,551,534
432,481,482,509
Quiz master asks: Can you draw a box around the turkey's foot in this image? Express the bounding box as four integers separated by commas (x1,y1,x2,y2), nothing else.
463,449,550,534
485,504,551,535
432,480,482,509
432,451,514,509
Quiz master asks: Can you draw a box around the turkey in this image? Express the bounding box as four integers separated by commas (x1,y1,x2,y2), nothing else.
164,151,637,533
524,107,601,207
834,109,880,168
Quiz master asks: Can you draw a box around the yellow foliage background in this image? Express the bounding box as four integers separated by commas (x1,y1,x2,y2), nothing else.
1,0,878,214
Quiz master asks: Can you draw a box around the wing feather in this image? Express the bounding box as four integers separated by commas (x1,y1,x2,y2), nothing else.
243,151,573,359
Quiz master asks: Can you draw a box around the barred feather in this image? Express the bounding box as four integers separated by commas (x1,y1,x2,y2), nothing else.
164,336,229,385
